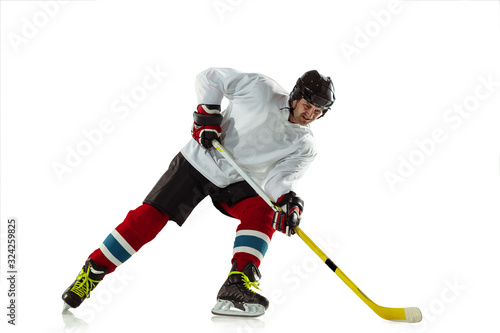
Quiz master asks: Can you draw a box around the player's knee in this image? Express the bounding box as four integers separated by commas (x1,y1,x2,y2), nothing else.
245,196,271,210
129,204,169,232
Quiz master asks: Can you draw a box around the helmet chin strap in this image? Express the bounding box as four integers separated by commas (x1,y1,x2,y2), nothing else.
281,99,298,123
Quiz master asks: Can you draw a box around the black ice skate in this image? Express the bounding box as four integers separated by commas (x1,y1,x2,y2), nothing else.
211,260,269,317
62,258,108,310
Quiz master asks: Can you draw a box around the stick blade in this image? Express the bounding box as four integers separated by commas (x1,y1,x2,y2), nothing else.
387,307,422,323
376,306,422,323
403,307,422,323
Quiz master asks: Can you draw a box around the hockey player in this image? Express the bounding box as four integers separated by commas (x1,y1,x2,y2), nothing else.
62,67,335,317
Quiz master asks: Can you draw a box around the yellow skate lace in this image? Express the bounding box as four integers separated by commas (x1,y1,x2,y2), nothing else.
228,271,262,293
70,265,102,298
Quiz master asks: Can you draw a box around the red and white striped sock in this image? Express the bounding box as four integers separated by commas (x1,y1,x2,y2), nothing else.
218,197,276,271
88,204,169,274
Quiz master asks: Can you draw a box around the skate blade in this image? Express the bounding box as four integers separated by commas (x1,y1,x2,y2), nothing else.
62,302,71,313
211,300,265,318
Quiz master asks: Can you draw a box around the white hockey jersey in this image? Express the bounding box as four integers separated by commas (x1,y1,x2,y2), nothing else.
181,67,316,201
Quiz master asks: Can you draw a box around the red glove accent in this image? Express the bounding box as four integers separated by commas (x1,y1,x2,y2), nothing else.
272,191,304,236
191,104,222,148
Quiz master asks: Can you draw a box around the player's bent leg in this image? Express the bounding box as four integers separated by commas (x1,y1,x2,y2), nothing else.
62,204,169,309
89,204,169,273
212,197,275,317
226,196,275,270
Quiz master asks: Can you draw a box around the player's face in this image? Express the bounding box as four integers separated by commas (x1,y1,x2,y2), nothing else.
288,98,323,125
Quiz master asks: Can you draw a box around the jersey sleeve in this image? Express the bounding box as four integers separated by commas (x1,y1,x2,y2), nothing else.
264,137,317,202
195,67,259,105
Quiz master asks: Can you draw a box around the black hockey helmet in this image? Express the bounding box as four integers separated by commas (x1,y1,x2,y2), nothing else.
289,70,335,118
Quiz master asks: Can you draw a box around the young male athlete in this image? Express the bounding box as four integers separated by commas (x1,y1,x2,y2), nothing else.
62,67,335,317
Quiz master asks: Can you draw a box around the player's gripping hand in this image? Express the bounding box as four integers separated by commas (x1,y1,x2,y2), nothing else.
272,191,304,236
191,104,223,149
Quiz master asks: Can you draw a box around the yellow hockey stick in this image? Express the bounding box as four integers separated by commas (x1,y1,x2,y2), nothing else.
212,140,422,323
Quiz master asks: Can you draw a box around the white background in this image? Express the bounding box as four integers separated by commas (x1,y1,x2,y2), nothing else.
1,0,499,332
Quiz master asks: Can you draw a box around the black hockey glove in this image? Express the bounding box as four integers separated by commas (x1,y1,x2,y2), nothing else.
272,191,304,237
191,104,223,149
